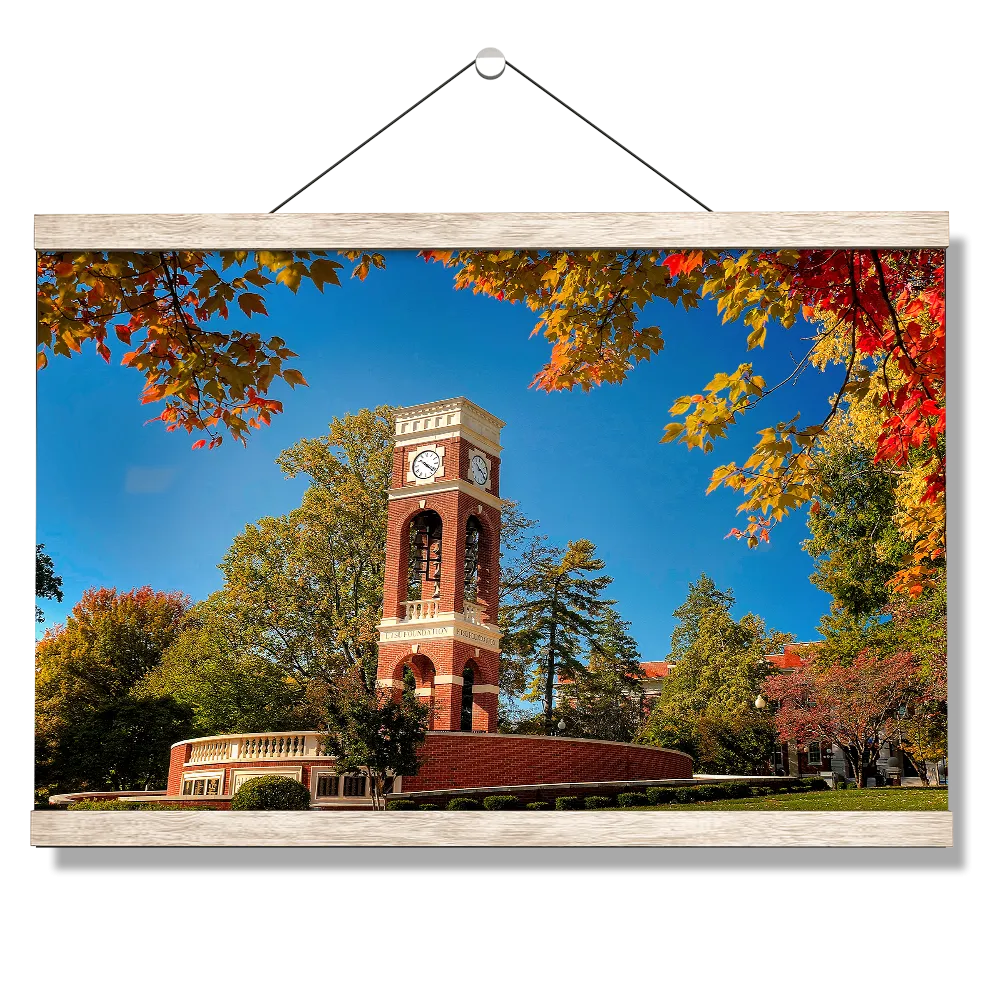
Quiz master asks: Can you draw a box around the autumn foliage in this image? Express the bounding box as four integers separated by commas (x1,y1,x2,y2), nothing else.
37,246,944,590
36,250,384,448
425,248,945,592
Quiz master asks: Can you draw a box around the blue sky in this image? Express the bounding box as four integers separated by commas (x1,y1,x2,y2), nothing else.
36,251,841,656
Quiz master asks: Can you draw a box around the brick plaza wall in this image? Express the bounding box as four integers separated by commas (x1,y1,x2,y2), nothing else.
166,732,692,799
400,732,693,792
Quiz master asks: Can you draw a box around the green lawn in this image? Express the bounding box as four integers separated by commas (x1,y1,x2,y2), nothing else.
635,788,948,812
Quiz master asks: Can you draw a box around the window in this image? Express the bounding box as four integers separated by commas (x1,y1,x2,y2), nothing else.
460,662,475,732
808,742,822,765
181,772,224,796
316,774,339,798
342,775,367,797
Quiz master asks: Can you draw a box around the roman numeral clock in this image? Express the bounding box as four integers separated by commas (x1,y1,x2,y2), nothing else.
376,398,504,732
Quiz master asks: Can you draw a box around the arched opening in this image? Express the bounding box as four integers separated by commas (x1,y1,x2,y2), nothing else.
402,664,417,702
464,516,482,604
407,510,443,601
460,661,475,732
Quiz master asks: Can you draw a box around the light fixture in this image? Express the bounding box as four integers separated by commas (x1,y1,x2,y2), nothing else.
754,694,767,710
557,719,567,732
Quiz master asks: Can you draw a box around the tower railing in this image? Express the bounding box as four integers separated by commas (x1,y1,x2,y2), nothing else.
402,598,440,621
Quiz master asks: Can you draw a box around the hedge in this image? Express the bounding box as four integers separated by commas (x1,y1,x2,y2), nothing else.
646,787,674,805
419,803,441,810
66,799,211,811
584,795,614,810
386,799,418,810
555,796,582,810
617,792,647,808
445,797,481,810
526,801,551,810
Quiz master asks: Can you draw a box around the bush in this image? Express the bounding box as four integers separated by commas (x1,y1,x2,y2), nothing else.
386,799,418,810
695,785,722,801
673,788,696,804
584,795,614,810
483,795,521,811
617,792,647,808
526,801,551,810
646,787,674,805
445,797,481,810
555,796,582,810
419,803,441,810
808,777,829,791
750,786,771,797
230,775,311,811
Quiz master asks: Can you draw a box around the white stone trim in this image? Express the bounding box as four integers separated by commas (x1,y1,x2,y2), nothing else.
377,614,501,651
229,766,303,794
413,687,434,696
388,479,502,510
471,684,500,695
376,678,404,690
394,397,504,455
433,674,465,687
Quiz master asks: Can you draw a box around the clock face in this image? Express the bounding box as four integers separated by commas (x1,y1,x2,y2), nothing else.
411,449,441,480
469,454,489,486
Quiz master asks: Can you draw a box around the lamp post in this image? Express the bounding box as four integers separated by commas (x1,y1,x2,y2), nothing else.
557,718,567,734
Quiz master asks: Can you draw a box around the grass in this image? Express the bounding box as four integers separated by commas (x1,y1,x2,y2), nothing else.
635,787,948,812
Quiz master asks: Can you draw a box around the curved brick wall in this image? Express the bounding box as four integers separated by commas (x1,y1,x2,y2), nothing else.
167,732,692,797
402,732,692,791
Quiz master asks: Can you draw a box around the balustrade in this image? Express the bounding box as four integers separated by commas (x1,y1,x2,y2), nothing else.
402,598,440,621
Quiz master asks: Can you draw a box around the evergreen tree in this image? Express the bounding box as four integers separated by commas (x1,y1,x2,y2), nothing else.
505,539,614,733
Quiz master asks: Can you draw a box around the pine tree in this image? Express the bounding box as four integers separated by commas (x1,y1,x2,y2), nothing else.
506,539,614,733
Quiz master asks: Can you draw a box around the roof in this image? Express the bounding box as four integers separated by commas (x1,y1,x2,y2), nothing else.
639,661,673,680
765,642,821,671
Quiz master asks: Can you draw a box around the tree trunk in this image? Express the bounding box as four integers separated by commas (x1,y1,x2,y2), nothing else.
543,617,557,733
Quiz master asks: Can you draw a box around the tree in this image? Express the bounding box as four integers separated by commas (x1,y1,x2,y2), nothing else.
639,575,790,773
35,543,63,623
136,594,308,736
35,586,192,796
504,539,614,732
761,649,922,788
803,442,912,617
40,248,945,589
53,696,194,792
36,250,383,447
323,687,428,811
558,609,646,742
218,406,394,696
811,581,947,784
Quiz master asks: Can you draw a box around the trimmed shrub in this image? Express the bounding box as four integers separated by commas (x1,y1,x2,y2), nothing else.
445,797,481,810
231,775,311,811
617,792,647,808
673,788,697,804
584,795,614,810
727,781,753,799
526,801,551,810
483,795,521,811
696,785,722,801
418,803,441,810
646,786,674,805
808,777,829,791
386,799,418,810
555,796,582,810
750,786,771,797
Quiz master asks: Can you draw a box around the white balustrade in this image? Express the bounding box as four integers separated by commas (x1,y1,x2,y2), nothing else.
463,601,485,625
402,599,440,621
188,739,230,764
185,732,329,764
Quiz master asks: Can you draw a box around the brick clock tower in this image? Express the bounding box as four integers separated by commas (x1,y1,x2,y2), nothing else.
376,398,504,732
